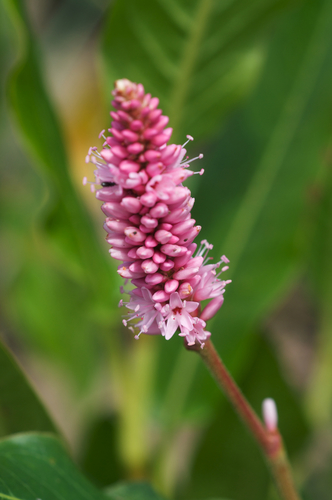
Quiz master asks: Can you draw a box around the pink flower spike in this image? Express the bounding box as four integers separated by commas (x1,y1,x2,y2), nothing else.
86,79,230,342
262,398,278,432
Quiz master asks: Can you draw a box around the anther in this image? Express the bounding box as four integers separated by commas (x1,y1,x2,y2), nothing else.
182,135,194,147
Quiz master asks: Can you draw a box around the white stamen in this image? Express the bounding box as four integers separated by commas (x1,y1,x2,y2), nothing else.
192,168,205,176
183,154,204,165
182,135,194,148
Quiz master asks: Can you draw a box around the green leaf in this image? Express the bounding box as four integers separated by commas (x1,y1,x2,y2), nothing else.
105,482,165,500
157,0,332,422
101,0,292,141
4,0,115,298
304,141,332,427
0,341,56,438
0,433,106,500
5,258,101,387
79,415,124,488
0,434,168,500
2,0,122,387
198,0,332,403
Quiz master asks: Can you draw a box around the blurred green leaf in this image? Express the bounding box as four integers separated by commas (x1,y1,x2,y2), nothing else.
0,433,106,500
0,433,167,500
4,0,115,298
300,140,332,499
0,340,56,438
80,414,124,488
2,0,122,387
302,455,332,500
158,0,332,422
305,141,332,426
101,0,292,141
6,257,101,386
105,482,165,500
201,0,332,360
182,336,309,500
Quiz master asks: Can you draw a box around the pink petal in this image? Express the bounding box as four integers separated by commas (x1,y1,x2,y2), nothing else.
169,292,182,310
179,310,194,331
165,316,179,340
184,300,199,313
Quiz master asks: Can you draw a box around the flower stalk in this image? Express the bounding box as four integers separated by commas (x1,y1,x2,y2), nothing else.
187,339,301,500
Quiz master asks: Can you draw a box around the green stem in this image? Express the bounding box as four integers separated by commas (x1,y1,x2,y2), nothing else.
189,339,301,500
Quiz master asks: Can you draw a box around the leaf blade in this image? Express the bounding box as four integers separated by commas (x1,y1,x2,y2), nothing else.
0,340,56,438
0,433,105,500
101,0,292,141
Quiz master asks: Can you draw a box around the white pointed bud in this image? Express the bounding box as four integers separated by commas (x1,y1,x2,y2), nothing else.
262,398,278,432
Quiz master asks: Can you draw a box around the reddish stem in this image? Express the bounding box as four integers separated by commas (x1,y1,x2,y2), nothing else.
187,339,301,500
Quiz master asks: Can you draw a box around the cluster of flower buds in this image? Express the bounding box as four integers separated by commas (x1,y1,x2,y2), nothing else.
85,79,230,347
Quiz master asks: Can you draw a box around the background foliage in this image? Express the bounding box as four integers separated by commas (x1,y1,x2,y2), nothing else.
0,0,332,499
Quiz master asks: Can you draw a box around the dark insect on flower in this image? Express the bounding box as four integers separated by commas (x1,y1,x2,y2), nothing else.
101,181,116,187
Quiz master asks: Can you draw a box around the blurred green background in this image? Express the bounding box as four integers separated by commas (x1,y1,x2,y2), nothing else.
1,0,332,499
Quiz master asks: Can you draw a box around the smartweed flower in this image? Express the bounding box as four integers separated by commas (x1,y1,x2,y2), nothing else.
85,79,230,347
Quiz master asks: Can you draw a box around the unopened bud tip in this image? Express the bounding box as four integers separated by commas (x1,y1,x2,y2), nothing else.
262,398,278,432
